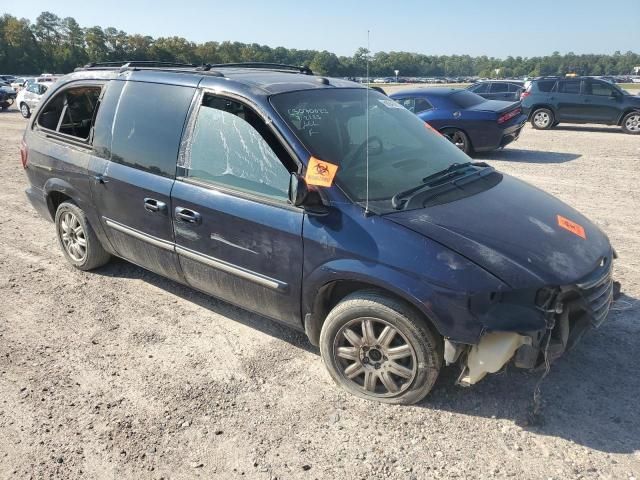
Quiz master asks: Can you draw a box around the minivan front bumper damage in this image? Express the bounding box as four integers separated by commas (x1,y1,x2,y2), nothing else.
448,258,617,386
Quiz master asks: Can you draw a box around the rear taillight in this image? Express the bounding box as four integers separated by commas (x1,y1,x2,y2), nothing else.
20,139,28,169
498,107,522,124
520,91,530,100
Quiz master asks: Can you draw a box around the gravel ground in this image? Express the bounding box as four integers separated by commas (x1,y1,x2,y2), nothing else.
0,107,639,480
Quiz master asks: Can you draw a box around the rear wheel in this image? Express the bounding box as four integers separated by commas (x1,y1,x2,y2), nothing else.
20,103,30,118
621,111,640,134
531,108,554,129
441,128,472,155
319,290,442,405
55,201,111,271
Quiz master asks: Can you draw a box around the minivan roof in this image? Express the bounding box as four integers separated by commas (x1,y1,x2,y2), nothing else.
61,63,363,95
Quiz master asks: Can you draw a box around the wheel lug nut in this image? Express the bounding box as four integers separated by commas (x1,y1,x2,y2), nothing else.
374,363,380,369
363,357,369,364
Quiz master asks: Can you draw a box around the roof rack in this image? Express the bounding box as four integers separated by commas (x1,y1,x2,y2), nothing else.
73,60,313,77
80,61,199,70
203,62,313,75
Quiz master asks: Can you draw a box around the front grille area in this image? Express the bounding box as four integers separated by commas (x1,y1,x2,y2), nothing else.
575,259,614,327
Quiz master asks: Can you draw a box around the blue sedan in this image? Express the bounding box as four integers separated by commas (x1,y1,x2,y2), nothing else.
389,88,527,155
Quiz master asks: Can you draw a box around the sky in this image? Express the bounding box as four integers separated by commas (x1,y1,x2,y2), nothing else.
3,0,640,58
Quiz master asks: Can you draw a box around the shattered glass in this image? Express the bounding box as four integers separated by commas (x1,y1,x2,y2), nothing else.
183,106,289,200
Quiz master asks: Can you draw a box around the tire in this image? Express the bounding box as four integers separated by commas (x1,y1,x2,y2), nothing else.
55,201,111,271
319,290,442,405
621,111,640,135
20,103,30,118
531,108,554,130
441,128,473,155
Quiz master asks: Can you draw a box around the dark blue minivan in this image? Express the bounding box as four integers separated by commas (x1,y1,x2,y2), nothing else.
22,62,616,404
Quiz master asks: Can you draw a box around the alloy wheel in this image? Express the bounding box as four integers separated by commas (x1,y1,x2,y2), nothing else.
20,104,29,117
60,211,87,262
625,114,640,132
444,130,467,151
333,317,418,398
533,111,551,128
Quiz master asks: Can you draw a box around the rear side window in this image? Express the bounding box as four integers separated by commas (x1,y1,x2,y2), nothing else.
37,86,102,141
490,83,508,93
110,82,195,178
558,80,581,94
180,95,292,201
470,83,489,94
508,83,523,92
536,80,556,93
394,97,432,113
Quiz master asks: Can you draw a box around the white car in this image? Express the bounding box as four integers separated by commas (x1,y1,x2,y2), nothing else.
16,82,50,118
10,77,35,90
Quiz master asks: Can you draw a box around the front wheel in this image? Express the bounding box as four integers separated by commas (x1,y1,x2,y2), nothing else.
621,111,640,134
531,108,554,129
441,128,473,155
20,103,30,118
319,290,442,405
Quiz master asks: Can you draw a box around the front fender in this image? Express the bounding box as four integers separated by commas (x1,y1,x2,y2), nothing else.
302,258,500,345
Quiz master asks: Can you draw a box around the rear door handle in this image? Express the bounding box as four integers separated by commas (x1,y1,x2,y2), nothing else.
144,198,167,213
175,207,202,224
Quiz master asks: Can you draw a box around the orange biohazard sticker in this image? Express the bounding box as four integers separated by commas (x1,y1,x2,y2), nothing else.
557,215,586,239
305,157,338,187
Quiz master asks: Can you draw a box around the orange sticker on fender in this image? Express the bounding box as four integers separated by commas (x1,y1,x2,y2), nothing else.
305,157,338,187
557,215,586,239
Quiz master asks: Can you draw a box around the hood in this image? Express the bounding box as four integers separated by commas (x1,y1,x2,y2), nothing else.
386,174,611,289
467,99,520,114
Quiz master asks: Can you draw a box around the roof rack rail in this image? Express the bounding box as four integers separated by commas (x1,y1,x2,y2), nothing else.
205,62,314,75
81,61,199,70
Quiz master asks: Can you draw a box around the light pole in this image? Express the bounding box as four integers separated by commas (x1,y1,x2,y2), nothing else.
394,70,399,83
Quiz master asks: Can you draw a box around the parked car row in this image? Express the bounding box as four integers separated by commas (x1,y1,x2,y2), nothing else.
20,62,617,405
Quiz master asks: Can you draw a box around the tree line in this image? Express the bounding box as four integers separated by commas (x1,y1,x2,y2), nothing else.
1,12,639,78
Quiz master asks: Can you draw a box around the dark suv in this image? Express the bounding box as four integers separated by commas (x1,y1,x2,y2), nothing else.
521,76,640,134
22,61,617,404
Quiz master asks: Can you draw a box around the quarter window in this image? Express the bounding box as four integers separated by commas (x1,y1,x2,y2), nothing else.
536,80,556,92
37,86,101,140
182,95,292,201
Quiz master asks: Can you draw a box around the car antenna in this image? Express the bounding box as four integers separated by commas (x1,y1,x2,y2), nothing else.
364,29,371,216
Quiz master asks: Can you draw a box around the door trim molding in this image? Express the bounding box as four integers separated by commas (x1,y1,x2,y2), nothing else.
175,245,288,292
103,217,288,292
104,217,174,252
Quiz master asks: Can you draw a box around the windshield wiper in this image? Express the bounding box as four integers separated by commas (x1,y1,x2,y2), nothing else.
391,162,491,210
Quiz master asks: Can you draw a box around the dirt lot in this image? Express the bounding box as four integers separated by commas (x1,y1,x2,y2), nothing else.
0,107,639,480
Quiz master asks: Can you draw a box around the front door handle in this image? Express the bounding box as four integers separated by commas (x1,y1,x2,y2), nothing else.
144,198,167,213
175,207,202,224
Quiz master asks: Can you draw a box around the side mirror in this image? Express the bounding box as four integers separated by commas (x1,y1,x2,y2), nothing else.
288,172,308,207
288,173,328,215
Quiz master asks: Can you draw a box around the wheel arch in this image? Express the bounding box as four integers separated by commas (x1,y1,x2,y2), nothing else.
43,178,82,220
302,265,442,346
617,108,640,126
438,125,475,152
